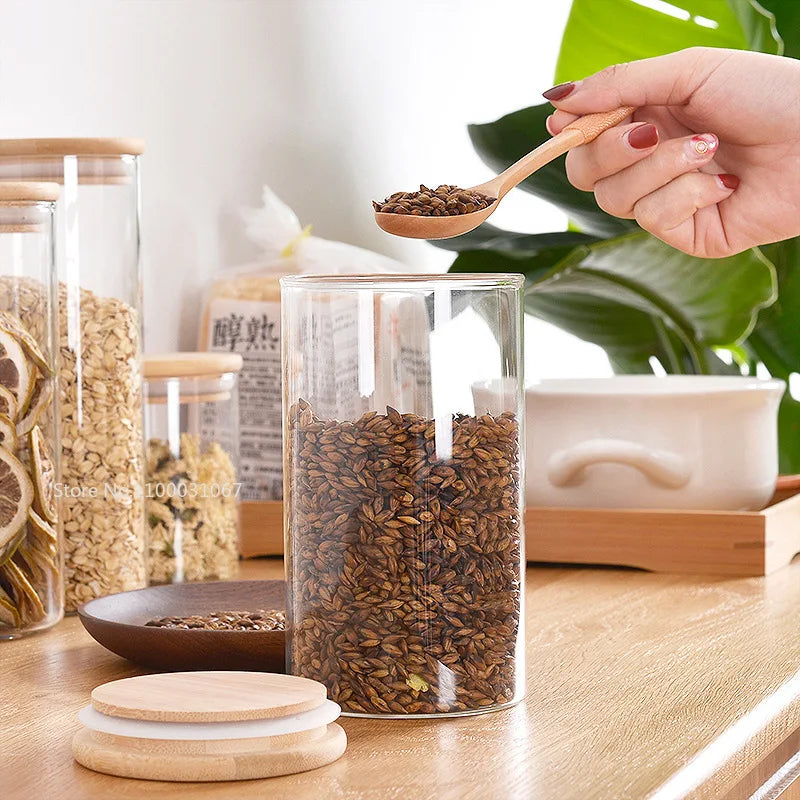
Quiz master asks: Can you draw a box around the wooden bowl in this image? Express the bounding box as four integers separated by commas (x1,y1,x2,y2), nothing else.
77,580,286,672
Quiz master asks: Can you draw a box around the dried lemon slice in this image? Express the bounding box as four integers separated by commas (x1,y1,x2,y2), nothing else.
0,447,33,565
13,539,56,585
16,377,52,437
0,330,32,414
29,426,56,524
0,311,51,377
0,584,20,627
27,508,57,554
0,384,18,423
0,414,17,451
1,558,45,622
0,524,25,567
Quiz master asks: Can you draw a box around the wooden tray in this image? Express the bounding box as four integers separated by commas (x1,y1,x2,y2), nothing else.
240,493,800,577
241,501,283,558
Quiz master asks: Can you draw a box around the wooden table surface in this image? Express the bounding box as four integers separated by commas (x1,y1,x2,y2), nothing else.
5,558,800,800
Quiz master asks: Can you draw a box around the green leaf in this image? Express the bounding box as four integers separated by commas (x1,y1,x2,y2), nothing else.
745,237,800,473
727,0,784,55
526,290,668,373
530,232,777,348
777,395,800,474
467,104,634,238
758,0,800,58
527,287,747,377
748,238,800,373
450,244,579,284
429,224,598,255
555,0,781,85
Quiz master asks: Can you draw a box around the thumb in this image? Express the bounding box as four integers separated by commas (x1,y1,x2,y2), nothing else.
544,47,715,112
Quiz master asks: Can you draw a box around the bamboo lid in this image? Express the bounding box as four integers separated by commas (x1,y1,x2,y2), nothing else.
0,137,145,157
73,673,346,782
0,182,60,203
72,722,347,781
90,672,328,723
143,352,244,379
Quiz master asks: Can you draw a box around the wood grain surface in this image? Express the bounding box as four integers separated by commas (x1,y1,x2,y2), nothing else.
5,558,800,799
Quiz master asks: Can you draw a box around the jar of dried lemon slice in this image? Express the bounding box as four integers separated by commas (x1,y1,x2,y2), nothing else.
0,139,146,611
0,183,62,638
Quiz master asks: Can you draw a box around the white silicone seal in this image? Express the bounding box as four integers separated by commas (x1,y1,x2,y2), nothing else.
77,699,341,741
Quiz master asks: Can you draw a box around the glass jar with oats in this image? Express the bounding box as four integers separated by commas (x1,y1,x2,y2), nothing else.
0,139,145,611
143,353,242,585
0,183,62,637
282,274,525,717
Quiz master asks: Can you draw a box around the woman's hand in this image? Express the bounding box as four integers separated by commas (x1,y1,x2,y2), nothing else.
544,48,800,257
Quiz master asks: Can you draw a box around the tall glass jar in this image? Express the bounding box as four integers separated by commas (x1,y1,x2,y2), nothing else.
0,183,62,637
282,274,525,717
143,353,243,585
0,139,145,611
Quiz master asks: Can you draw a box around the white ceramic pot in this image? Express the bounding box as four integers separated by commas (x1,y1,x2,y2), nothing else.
473,376,785,511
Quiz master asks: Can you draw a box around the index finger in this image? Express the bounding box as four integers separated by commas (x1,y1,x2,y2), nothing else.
543,48,706,113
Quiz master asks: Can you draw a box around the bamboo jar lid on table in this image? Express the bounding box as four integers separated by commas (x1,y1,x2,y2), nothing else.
72,671,347,781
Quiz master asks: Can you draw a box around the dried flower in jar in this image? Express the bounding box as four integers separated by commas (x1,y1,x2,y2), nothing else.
146,434,239,584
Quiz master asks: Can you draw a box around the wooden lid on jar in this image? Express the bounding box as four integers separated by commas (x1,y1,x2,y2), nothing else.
143,352,244,380
0,182,60,203
0,139,144,185
0,138,145,157
0,182,60,232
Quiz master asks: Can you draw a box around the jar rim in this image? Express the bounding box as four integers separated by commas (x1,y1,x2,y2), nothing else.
280,273,525,290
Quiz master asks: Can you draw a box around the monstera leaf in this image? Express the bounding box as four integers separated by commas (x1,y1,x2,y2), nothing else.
555,0,783,85
758,0,800,58
429,224,598,255
747,238,800,472
748,239,800,374
451,232,776,373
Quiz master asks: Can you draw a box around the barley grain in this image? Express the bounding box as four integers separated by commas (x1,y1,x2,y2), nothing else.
287,399,522,716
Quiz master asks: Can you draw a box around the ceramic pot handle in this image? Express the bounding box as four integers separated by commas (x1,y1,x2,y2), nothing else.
547,438,691,489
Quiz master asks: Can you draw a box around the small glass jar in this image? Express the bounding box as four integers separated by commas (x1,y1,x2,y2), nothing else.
0,183,62,637
143,353,243,585
282,274,525,717
0,138,146,610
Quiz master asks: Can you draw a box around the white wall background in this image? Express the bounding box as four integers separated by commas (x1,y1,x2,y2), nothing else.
0,0,610,379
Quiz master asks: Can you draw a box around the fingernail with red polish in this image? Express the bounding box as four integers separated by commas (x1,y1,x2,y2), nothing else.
690,134,718,156
627,124,659,149
543,82,575,101
718,173,740,190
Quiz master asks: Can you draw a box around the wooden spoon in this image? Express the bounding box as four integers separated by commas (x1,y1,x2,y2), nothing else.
375,106,635,240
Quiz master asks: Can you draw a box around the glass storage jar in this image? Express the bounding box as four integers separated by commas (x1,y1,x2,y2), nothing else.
0,183,62,637
143,353,243,584
282,274,525,717
0,138,145,610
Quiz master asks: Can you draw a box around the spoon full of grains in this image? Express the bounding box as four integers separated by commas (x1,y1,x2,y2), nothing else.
373,106,635,239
